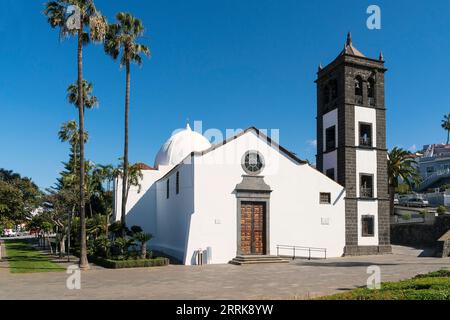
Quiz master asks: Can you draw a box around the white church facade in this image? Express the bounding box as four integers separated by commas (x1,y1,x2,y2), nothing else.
113,34,391,265
114,126,346,264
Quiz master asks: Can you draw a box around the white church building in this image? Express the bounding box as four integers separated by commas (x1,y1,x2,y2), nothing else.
114,34,391,265
114,125,346,265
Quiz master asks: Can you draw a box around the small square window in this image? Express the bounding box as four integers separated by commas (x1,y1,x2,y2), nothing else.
362,215,375,237
320,192,331,204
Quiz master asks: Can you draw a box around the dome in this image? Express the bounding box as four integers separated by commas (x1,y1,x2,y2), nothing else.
154,124,212,168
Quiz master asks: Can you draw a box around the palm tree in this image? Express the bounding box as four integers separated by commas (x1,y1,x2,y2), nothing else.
92,164,115,237
104,13,150,229
133,232,152,259
58,120,89,170
388,147,421,215
45,0,106,270
115,162,144,210
66,79,98,261
441,114,450,144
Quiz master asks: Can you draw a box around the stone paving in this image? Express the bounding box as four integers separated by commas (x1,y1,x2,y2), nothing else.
0,246,449,300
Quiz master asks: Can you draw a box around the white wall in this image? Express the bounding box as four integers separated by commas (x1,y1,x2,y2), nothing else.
186,131,346,265
354,105,379,246
323,109,338,152
153,161,195,263
355,150,378,198
354,106,377,147
357,201,379,246
322,109,338,178
323,150,337,178
114,170,161,236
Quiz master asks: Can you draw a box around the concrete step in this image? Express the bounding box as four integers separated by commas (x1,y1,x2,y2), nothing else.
229,255,289,265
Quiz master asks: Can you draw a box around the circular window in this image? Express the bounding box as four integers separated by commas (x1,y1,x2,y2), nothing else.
242,151,264,175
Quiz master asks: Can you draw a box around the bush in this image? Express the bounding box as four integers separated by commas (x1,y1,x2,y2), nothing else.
402,213,412,221
110,237,134,259
130,225,143,234
437,206,447,215
94,236,111,258
88,256,169,269
109,221,128,238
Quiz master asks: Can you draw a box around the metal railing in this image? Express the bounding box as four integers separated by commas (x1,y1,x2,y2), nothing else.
359,136,372,147
355,95,363,104
360,187,373,198
276,245,327,260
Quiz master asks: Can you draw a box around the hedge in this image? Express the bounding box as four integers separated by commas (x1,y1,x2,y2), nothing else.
88,255,169,269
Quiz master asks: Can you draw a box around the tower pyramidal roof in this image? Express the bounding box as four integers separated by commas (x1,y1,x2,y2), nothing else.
338,32,366,58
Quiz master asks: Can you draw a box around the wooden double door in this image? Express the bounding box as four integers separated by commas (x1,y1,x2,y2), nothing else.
240,202,266,255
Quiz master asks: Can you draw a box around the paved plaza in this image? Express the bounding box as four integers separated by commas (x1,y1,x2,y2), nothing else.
0,246,449,300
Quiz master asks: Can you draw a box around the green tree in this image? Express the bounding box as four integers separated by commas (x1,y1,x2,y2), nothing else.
441,114,450,144
44,0,106,270
133,232,152,259
104,13,150,228
0,169,41,227
388,147,421,215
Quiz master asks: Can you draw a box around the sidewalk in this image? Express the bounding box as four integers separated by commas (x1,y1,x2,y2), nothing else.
0,245,448,300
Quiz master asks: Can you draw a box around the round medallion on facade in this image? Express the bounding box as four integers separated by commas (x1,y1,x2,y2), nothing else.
242,151,264,175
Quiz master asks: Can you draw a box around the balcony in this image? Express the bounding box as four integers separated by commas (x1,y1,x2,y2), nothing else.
368,97,376,106
359,136,372,147
355,95,363,105
360,187,373,198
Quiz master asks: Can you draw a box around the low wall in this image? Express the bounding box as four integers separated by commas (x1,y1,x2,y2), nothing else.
391,215,450,248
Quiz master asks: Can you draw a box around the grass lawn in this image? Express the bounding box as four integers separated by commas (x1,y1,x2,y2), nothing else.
4,239,65,274
321,269,450,300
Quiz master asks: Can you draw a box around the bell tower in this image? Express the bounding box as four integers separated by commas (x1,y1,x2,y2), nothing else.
316,33,391,255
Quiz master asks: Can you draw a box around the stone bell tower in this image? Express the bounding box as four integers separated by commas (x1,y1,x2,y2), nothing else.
316,33,391,255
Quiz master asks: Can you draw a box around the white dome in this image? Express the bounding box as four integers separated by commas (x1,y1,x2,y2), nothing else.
154,124,212,167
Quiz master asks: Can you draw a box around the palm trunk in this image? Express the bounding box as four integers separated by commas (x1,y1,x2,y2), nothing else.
78,22,89,271
59,235,66,259
141,242,146,259
389,184,395,216
106,213,109,238
68,206,74,262
121,61,131,233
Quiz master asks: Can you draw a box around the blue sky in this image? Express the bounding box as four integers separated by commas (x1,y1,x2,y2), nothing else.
1,0,449,189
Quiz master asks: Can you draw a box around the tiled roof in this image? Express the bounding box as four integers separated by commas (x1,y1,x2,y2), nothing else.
135,163,156,170
338,32,366,58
